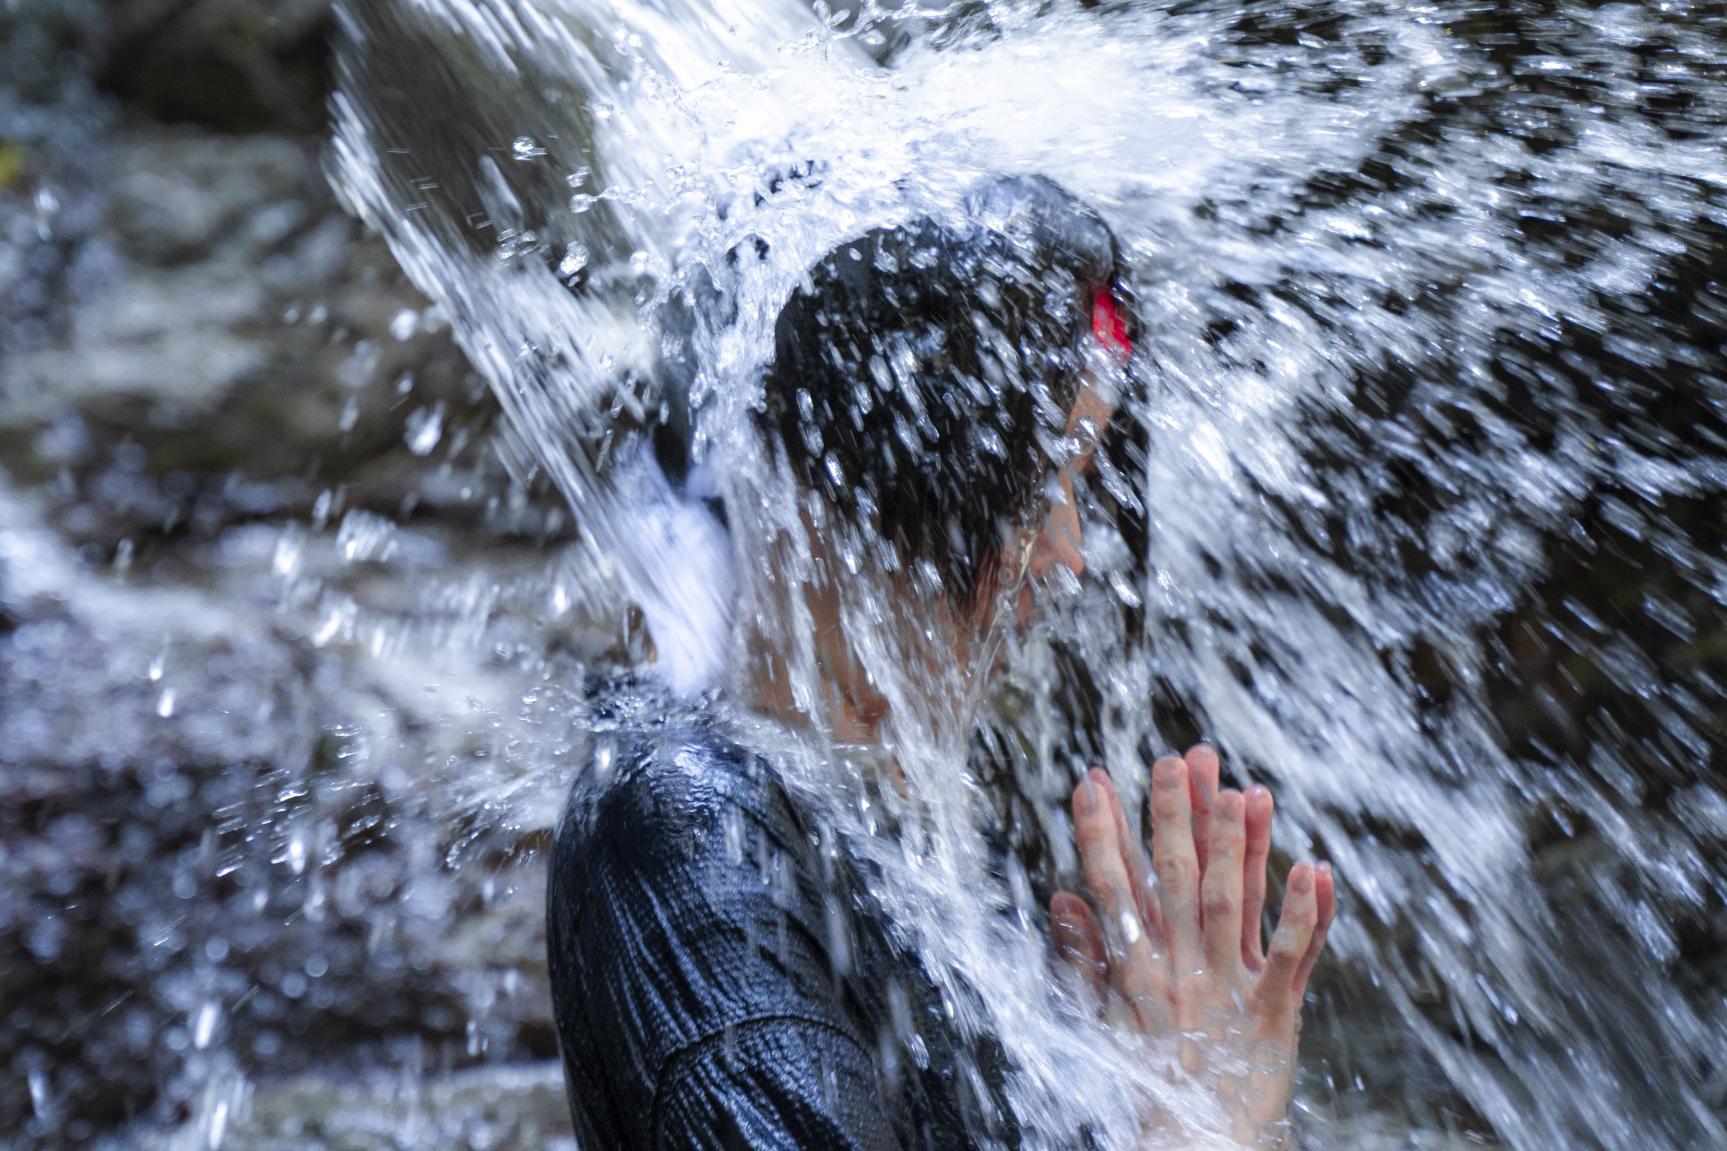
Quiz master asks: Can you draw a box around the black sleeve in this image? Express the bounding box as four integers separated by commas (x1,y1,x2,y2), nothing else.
547,733,901,1151
652,1017,897,1151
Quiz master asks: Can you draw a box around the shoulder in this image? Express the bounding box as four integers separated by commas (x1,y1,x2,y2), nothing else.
549,713,813,922
546,711,871,1146
546,713,865,1069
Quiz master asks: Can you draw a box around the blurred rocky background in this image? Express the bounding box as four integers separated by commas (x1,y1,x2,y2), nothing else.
0,3,618,1146
5,3,1724,1150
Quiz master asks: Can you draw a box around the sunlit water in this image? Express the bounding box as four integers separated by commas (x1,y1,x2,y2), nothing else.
202,0,1727,1146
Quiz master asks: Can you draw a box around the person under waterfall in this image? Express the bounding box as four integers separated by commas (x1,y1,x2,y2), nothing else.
545,175,1336,1149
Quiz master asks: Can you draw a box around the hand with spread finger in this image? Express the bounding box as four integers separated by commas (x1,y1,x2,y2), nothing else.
1049,746,1336,1148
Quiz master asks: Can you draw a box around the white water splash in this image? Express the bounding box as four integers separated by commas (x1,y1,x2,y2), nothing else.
329,1,1727,1147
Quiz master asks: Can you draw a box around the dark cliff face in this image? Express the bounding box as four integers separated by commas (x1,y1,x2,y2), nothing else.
99,0,335,135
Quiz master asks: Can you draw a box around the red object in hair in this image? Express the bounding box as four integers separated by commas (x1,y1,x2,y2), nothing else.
1091,290,1131,359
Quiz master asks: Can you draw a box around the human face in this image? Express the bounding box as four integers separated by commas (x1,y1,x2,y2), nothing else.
989,377,1116,631
966,286,1129,647
1029,379,1114,583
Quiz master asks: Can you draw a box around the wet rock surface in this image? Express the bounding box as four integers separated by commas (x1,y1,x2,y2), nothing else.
138,1064,577,1151
0,118,495,540
101,0,333,134
0,492,579,1145
0,5,595,1146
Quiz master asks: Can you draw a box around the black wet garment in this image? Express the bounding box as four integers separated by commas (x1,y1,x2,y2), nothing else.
547,701,1013,1150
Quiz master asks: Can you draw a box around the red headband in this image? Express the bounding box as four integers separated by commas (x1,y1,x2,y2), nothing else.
1091,290,1131,360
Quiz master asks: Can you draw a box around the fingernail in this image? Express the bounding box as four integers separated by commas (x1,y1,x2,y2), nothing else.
1075,776,1100,815
1153,757,1184,790
1290,865,1313,894
1215,789,1243,819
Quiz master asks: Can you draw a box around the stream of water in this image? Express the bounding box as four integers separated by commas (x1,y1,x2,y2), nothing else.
259,0,1727,1146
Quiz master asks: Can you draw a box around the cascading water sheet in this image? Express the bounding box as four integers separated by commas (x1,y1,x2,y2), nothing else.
330,1,1727,1147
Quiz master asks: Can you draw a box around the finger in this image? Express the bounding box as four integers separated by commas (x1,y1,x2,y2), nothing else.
1255,863,1317,1036
1185,744,1221,872
1138,879,1165,950
1293,862,1335,1003
1241,785,1274,971
1150,755,1203,987
1094,770,1152,914
1051,891,1109,1004
1090,770,1165,946
1201,789,1247,978
1073,771,1165,1016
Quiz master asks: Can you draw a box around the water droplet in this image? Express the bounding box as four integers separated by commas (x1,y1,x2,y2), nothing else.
589,101,614,120
558,242,590,279
389,308,419,341
511,135,544,160
272,533,302,578
338,338,381,390
404,403,445,456
1108,571,1142,608
28,1068,53,1121
209,1097,230,1149
566,165,591,188
337,510,398,564
157,688,176,718
193,1001,220,1049
569,193,597,214
312,602,351,647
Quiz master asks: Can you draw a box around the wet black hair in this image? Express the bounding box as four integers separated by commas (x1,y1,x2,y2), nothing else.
762,176,1122,604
